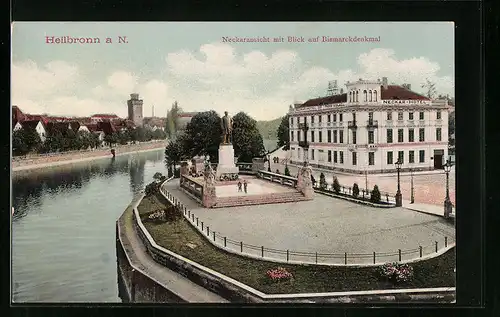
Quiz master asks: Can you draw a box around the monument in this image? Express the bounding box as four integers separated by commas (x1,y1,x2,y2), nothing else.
215,111,239,181
296,162,314,199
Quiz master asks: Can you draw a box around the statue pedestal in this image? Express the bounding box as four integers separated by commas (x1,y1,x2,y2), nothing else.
216,144,239,181
297,165,314,199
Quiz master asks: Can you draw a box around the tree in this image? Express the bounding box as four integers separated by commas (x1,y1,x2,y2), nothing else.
182,110,222,160
153,129,167,140
165,101,182,138
165,137,184,172
77,131,92,150
232,112,266,162
371,185,381,203
104,132,118,147
276,114,290,150
332,176,341,193
421,78,437,99
319,172,327,190
12,129,40,156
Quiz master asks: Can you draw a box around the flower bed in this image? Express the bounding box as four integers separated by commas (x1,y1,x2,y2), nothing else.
379,262,415,284
266,267,293,283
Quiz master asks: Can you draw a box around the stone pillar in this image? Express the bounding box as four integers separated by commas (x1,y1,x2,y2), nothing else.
297,164,314,199
202,184,216,208
252,157,265,173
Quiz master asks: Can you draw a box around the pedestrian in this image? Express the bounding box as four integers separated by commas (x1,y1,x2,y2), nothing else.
243,180,248,193
237,181,242,192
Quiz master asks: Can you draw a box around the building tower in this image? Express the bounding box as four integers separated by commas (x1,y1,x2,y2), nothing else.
127,93,143,127
327,80,339,96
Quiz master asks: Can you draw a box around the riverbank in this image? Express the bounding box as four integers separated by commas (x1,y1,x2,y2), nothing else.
12,141,166,173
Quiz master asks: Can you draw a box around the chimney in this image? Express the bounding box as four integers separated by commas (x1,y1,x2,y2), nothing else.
382,77,388,89
406,84,411,90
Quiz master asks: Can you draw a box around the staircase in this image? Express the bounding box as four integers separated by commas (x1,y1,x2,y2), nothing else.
213,191,310,208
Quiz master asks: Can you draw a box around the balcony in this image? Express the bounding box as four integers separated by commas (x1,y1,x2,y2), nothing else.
366,120,379,129
407,120,415,127
367,143,378,150
386,120,393,127
435,119,443,126
348,121,357,129
396,120,405,127
298,140,309,149
347,144,357,151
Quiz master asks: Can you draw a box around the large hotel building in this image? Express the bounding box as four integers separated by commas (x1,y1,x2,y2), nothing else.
288,77,452,174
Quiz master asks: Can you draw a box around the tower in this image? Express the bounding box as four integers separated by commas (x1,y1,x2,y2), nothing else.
127,93,143,127
327,80,339,96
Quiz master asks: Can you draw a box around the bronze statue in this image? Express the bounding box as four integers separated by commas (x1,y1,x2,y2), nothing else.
220,111,233,144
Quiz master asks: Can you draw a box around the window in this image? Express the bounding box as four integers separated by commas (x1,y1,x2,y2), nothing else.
339,130,344,143
409,112,414,120
339,151,344,164
327,130,332,143
419,112,424,120
333,114,337,122
369,90,373,102
319,131,323,143
387,112,392,120
311,149,315,160
387,129,393,143
419,150,425,163
291,131,294,142
339,113,343,122
311,131,315,143
352,130,357,144
352,152,357,165
387,151,393,164
437,111,442,120
290,118,293,126
398,129,404,142
356,91,359,102
419,128,425,142
334,151,338,163
368,131,374,144
409,150,415,163
318,149,324,162
374,91,378,101
298,130,301,142
333,130,338,143
436,128,442,141
364,90,367,102
369,112,374,121
328,150,332,162
369,152,375,165
327,114,331,122
408,129,414,142
398,151,404,164
349,92,352,102
319,115,322,123
398,112,404,120
311,116,315,123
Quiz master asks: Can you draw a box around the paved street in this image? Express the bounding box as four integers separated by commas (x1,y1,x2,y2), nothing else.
270,148,456,207
164,179,455,265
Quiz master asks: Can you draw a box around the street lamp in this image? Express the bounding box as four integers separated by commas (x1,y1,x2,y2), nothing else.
443,157,454,218
395,159,402,206
267,154,271,172
410,165,414,204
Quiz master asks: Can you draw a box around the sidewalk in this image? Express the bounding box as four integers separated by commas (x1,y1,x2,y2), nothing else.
401,199,455,218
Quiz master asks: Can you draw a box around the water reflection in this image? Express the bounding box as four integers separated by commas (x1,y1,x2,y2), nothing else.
12,149,165,302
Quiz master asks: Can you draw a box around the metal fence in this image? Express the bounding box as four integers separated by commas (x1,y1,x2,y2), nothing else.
313,183,397,205
159,186,454,266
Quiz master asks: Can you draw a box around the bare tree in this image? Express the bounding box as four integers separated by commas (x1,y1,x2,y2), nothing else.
421,78,437,99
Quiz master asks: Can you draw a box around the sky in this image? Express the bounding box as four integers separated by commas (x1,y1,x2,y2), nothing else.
11,22,454,121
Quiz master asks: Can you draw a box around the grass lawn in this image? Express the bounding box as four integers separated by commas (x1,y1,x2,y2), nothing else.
137,192,456,294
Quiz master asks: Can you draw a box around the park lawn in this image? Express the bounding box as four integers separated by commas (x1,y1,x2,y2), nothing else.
137,193,456,294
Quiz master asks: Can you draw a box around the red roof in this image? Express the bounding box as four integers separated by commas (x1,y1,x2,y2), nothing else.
91,114,119,118
300,93,347,107
24,115,49,124
381,85,429,100
22,120,44,131
97,121,116,135
85,123,101,132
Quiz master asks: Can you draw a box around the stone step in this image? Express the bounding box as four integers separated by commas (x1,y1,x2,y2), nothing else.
213,192,308,208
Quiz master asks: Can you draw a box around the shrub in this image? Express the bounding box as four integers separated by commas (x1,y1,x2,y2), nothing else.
284,165,291,176
371,185,381,203
266,267,293,283
145,181,160,196
153,172,163,182
332,177,341,193
276,169,280,174
352,183,360,198
379,262,414,283
147,210,166,223
319,172,328,190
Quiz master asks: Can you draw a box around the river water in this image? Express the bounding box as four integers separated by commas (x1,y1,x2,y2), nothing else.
11,149,166,303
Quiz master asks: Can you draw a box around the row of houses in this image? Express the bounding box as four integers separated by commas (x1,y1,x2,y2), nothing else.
12,106,165,146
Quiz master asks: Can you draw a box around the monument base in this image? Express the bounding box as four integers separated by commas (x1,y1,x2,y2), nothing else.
216,144,239,181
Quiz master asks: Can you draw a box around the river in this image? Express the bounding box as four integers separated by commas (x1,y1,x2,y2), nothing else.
11,149,166,303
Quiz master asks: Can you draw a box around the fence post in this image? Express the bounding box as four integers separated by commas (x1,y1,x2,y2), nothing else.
192,214,195,221
386,194,389,202
419,246,423,257
213,231,215,241
196,217,199,226
240,241,243,252
286,250,289,262
362,189,365,199
315,252,318,264
201,222,204,230
373,252,376,264
344,252,347,264
207,226,209,236
261,246,264,257
435,241,438,252
224,237,227,247
445,236,448,247
188,210,190,217
398,249,402,261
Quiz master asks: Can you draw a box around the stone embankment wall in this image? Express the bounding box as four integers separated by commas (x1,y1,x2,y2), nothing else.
12,141,165,169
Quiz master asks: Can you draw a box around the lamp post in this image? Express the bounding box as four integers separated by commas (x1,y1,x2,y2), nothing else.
395,159,402,206
410,165,414,204
267,154,271,172
365,169,368,192
443,158,453,218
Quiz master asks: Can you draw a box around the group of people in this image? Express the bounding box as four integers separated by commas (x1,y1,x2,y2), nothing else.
237,179,248,193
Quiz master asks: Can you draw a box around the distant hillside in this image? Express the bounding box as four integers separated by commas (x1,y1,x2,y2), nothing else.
256,117,282,140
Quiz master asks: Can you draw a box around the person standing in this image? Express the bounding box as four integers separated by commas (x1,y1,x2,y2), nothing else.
243,180,248,193
237,181,242,192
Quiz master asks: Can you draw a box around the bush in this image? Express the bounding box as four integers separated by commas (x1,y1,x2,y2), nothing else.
266,267,293,283
379,262,414,283
284,165,291,176
371,185,381,203
352,183,359,198
174,167,180,178
319,172,327,190
276,169,280,174
332,177,341,193
145,181,160,196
